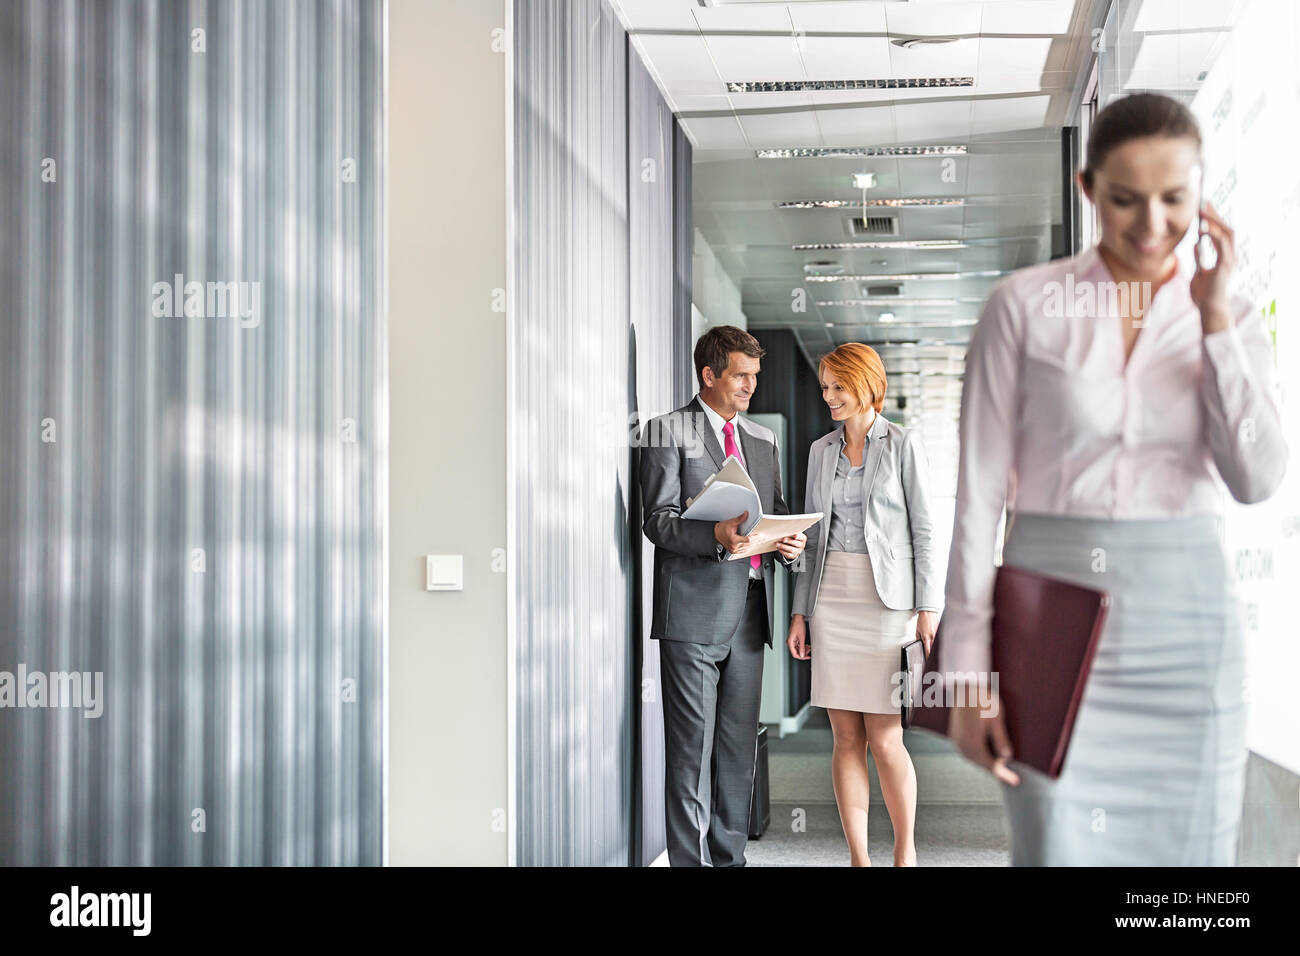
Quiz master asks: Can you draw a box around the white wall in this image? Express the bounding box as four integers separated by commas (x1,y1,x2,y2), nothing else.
388,0,509,864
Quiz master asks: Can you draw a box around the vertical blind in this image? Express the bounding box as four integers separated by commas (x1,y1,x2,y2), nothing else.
0,0,386,865
512,0,688,865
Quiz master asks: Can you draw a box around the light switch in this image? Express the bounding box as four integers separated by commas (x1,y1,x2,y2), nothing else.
426,554,463,591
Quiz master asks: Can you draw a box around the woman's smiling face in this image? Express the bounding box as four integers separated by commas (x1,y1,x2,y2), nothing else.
1082,134,1201,279
820,370,865,422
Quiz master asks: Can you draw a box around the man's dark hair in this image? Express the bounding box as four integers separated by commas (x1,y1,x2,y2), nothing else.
693,325,765,389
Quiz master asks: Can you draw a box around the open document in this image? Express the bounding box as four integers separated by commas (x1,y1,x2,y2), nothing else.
682,456,822,561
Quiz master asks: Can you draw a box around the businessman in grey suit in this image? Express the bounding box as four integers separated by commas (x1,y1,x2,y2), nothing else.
638,325,806,866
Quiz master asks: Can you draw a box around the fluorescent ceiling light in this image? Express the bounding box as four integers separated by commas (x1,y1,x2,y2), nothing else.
817,298,963,307
778,198,963,209
793,240,967,250
851,173,877,190
878,312,896,322
803,270,1007,282
727,78,973,93
757,146,967,159
820,320,979,328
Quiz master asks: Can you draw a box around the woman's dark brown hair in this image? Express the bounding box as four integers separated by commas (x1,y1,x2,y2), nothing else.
1082,92,1202,189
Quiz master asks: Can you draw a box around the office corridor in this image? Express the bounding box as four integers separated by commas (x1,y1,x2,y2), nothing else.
750,713,1009,866
749,712,1300,867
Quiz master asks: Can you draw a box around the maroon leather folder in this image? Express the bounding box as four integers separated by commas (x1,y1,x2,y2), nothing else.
909,565,1111,779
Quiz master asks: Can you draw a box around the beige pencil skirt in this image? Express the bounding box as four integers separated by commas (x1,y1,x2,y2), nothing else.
810,550,916,714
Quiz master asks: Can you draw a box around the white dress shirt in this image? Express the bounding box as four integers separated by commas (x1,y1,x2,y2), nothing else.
943,244,1288,675
697,394,763,579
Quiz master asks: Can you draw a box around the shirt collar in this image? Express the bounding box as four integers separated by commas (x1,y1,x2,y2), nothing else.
696,392,736,436
1077,242,1194,304
836,416,879,446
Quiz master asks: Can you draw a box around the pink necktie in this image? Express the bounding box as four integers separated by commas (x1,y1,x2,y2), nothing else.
723,421,762,570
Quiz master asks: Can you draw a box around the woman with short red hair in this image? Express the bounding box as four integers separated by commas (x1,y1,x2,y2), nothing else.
788,342,942,866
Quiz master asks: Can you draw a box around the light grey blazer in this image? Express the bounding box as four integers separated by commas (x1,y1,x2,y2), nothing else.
791,413,943,618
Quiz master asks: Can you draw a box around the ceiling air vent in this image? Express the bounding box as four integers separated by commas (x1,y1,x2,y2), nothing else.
848,215,899,237
863,284,902,297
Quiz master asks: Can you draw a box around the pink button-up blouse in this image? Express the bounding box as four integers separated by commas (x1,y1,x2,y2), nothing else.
942,244,1288,675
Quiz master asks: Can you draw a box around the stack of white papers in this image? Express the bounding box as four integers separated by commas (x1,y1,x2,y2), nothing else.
682,456,822,561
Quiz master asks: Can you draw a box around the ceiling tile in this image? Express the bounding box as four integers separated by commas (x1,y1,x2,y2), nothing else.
788,3,888,34
1124,31,1223,90
725,91,820,111
706,35,807,82
970,94,1051,135
691,5,795,35
884,2,982,39
976,37,1052,78
979,0,1077,35
632,35,720,84
608,0,700,33
679,114,750,150
797,36,895,81
892,100,974,142
1132,0,1244,32
813,104,896,145
739,107,822,147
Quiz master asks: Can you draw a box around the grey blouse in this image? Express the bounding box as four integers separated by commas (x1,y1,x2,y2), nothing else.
827,435,869,553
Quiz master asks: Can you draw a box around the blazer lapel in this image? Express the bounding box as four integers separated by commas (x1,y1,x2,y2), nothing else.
818,428,840,527
688,396,726,471
736,418,771,510
863,412,889,498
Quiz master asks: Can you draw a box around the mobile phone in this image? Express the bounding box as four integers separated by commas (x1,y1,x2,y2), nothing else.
1193,163,1216,269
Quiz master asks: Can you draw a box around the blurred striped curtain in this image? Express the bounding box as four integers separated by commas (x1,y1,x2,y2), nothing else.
0,0,386,865
512,0,633,867
512,0,689,866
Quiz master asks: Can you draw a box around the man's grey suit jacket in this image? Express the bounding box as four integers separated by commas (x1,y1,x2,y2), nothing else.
639,396,792,647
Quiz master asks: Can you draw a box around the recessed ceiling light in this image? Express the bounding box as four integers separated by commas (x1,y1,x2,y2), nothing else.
728,78,973,93
851,173,877,190
878,312,896,322
778,198,963,209
757,146,968,159
793,240,967,250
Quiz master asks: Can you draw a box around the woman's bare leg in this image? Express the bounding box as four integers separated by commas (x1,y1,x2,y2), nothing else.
864,713,917,866
827,708,872,866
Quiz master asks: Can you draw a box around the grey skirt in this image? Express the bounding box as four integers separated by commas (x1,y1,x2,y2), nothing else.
998,512,1246,866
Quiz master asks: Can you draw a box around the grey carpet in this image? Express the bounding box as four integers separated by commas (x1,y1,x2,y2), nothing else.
746,712,1298,866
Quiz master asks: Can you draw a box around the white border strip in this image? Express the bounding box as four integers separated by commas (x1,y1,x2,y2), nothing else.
504,0,518,868
381,0,391,870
